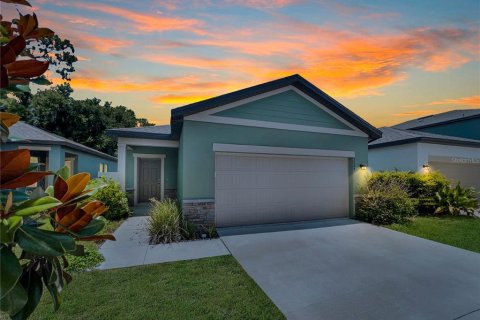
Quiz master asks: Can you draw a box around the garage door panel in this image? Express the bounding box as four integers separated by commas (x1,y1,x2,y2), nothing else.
430,161,480,198
216,173,256,189
215,153,349,227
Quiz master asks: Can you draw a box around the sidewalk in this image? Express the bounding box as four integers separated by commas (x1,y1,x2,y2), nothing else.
98,214,230,270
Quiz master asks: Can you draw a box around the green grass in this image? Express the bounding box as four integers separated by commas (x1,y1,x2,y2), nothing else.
387,216,480,253
25,256,284,320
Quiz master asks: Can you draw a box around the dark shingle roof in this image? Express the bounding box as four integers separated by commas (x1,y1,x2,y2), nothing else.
393,109,480,130
106,125,172,139
170,74,382,140
369,127,480,149
8,122,117,161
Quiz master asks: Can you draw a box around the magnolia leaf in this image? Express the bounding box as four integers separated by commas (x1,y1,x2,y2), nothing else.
0,245,22,299
0,281,27,316
61,173,90,202
55,166,70,181
76,218,105,237
54,176,68,201
45,185,54,197
15,196,61,216
0,0,31,7
15,226,76,256
30,75,52,86
4,60,49,78
0,113,20,127
11,270,43,320
0,149,30,182
2,216,23,243
0,171,50,190
25,27,54,40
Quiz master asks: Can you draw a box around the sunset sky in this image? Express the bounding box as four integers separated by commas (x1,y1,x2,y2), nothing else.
4,0,480,126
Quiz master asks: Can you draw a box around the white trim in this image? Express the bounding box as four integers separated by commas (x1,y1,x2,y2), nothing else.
118,137,179,148
18,145,51,151
133,153,166,204
117,143,127,190
185,85,368,138
213,143,355,158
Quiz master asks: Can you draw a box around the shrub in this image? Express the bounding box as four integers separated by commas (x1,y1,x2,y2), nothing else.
90,177,131,220
147,198,187,244
356,178,417,225
65,243,104,272
434,183,479,216
368,171,449,214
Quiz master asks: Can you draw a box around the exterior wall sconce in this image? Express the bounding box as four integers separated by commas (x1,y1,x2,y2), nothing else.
422,163,430,169
359,164,367,170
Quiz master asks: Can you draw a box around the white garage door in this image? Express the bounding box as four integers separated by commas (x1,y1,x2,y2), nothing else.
430,161,480,198
215,153,349,227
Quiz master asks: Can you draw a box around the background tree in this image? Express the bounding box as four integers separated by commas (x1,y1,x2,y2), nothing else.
2,84,153,155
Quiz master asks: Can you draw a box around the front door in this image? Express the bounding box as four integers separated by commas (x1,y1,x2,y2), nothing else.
138,158,162,202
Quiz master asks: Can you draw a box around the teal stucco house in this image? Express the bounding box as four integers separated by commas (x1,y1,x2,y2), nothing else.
5,121,117,188
108,75,381,227
369,109,480,197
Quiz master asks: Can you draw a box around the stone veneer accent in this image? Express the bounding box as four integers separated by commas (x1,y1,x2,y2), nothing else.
164,189,177,200
182,199,215,227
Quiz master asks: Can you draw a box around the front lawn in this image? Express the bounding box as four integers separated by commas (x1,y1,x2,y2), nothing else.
387,216,480,253
27,256,284,320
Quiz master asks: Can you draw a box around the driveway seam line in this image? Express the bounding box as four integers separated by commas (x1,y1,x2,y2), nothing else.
452,307,480,320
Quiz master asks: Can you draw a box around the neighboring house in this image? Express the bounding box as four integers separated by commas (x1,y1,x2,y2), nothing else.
108,74,381,228
5,121,117,188
393,109,480,141
369,127,480,195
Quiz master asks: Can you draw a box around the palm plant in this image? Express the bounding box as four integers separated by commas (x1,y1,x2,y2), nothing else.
434,183,479,216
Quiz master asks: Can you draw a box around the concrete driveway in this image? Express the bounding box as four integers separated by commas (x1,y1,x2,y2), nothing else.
219,219,480,320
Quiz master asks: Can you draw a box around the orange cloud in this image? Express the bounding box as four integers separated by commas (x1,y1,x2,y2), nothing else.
428,95,480,107
150,94,213,104
73,3,204,34
393,110,438,117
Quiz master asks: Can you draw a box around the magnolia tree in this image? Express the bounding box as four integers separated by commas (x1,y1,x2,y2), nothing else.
0,1,114,319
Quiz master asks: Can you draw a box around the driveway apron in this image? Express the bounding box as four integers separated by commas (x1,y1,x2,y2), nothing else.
220,220,480,320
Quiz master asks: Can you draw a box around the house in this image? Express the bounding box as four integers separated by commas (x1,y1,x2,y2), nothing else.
369,126,480,195
4,121,117,188
393,109,480,141
108,74,381,227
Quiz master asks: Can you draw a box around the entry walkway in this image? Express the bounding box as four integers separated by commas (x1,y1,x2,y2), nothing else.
98,214,229,270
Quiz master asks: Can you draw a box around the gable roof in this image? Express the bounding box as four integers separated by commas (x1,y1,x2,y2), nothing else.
170,74,382,140
8,122,117,161
369,127,480,149
393,109,480,130
106,125,172,139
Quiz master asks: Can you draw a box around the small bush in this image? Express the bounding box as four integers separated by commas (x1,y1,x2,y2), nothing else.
65,243,104,272
90,177,131,220
368,171,449,214
434,183,479,216
147,198,188,244
356,178,417,225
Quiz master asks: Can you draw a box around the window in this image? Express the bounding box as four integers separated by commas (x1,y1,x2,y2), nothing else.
64,156,76,176
99,163,109,173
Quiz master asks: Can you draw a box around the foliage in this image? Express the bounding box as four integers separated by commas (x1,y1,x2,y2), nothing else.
1,84,154,155
147,198,187,244
0,2,115,318
1,117,114,319
89,177,130,221
387,216,480,253
64,243,104,273
368,171,449,214
25,256,285,320
434,183,479,216
356,177,417,225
